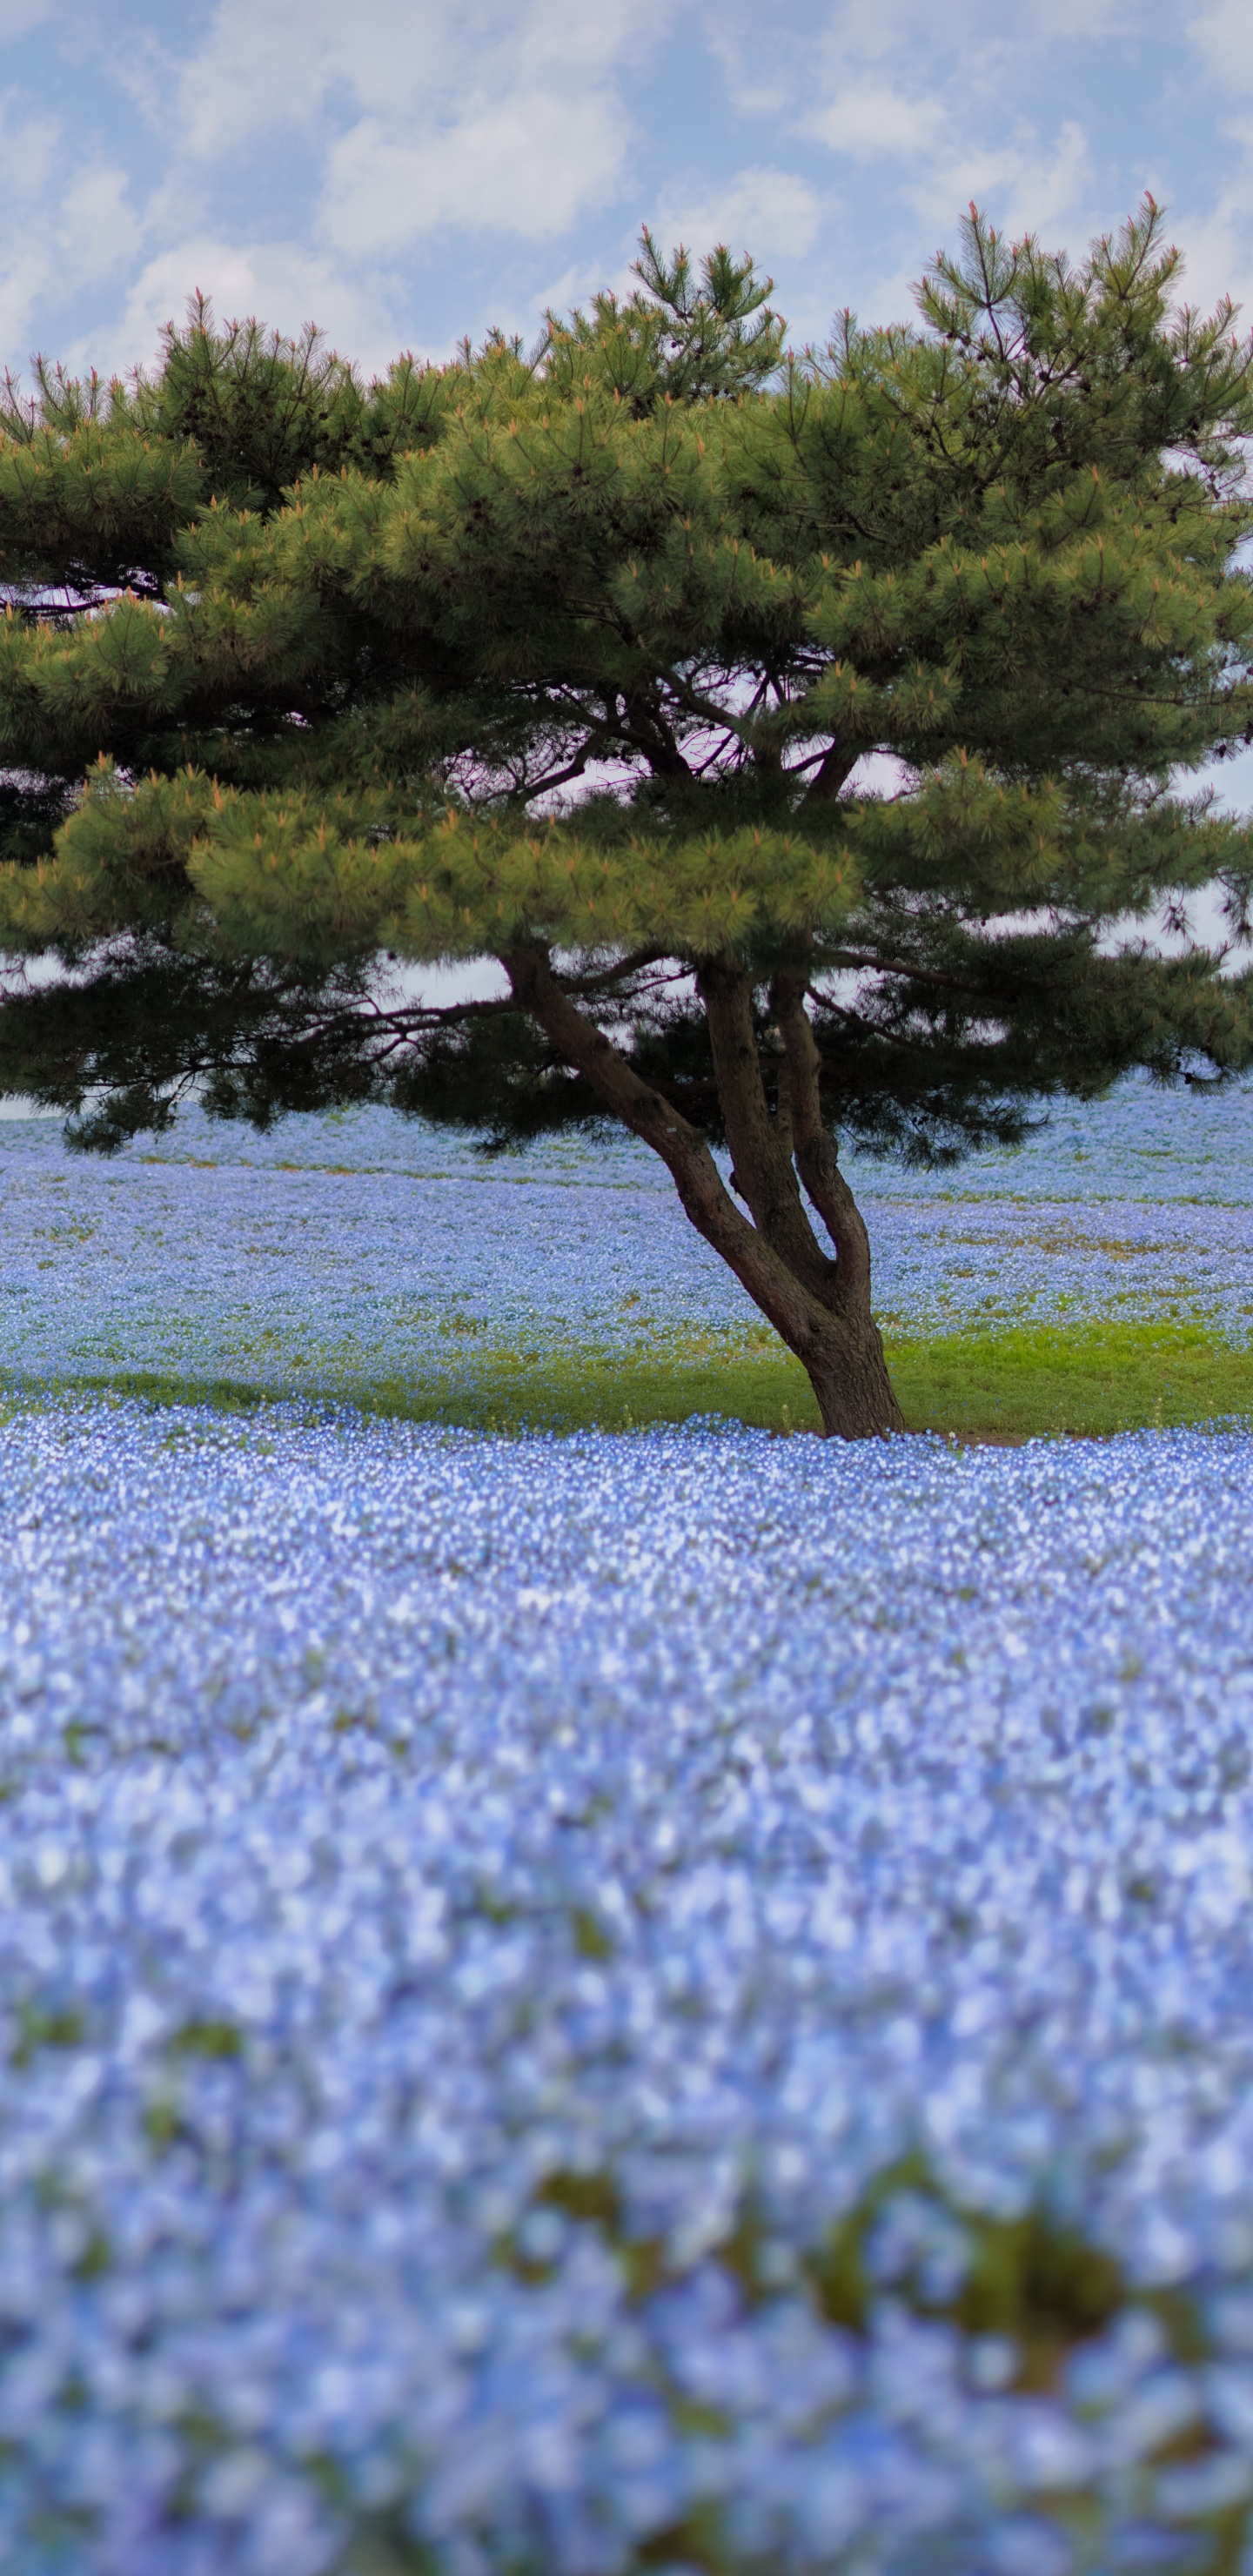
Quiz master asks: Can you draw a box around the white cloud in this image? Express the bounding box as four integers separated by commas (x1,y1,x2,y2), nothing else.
167,0,430,157
1169,5,1253,329
324,89,630,252
0,96,137,371
0,98,56,284
159,0,670,177
59,164,141,286
805,84,941,161
0,0,1248,397
736,0,1129,347
645,167,824,266
0,0,683,370
795,7,1102,242
1188,0,1253,94
111,0,675,288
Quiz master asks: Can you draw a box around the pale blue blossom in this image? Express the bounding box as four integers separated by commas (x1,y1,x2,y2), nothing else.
0,1078,1250,2568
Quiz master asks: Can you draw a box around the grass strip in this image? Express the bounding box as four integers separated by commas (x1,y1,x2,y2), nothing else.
890,1318,1253,1439
5,1319,1251,1439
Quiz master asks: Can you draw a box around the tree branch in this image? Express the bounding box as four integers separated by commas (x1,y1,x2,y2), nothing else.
801,743,861,806
498,941,842,1365
818,950,995,999
695,954,837,1302
560,946,672,994
771,960,875,1310
620,686,692,778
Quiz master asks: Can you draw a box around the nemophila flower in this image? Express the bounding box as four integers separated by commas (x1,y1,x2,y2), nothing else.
0,1388,1251,2567
0,1072,1250,1399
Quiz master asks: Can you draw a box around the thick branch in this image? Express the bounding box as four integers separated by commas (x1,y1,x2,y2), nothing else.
619,687,692,779
694,954,837,1304
562,946,672,995
801,743,861,807
653,663,762,748
369,992,521,1030
821,949,991,997
499,943,842,1366
771,963,874,1310
340,947,670,1042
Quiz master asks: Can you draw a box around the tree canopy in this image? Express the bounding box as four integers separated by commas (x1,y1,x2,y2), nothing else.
0,202,1251,1435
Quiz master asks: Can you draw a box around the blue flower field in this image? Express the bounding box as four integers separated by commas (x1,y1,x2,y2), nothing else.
0,1075,1250,1405
2,1083,1253,2573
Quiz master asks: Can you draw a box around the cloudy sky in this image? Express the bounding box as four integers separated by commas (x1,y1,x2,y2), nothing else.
0,0,1249,386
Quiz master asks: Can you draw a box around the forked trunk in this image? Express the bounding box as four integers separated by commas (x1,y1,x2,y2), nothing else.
798,1306,901,1439
699,956,904,1439
499,944,905,1440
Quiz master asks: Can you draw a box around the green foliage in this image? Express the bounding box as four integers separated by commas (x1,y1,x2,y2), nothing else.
0,296,451,595
0,200,1251,1163
0,946,380,1150
544,229,787,412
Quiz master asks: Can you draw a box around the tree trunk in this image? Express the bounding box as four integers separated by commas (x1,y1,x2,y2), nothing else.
797,1310,903,1440
499,944,904,1440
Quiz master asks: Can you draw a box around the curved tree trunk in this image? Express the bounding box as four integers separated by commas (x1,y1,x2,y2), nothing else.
499,943,904,1440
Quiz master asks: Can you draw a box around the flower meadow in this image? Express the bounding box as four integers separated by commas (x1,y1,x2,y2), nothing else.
0,1073,1250,1403
1,1083,1253,2572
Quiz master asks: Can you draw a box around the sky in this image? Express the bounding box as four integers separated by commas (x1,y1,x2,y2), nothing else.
1,0,1251,835
0,0,1250,384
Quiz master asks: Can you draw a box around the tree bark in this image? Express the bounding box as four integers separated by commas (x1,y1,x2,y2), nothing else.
499,943,904,1439
801,741,861,806
771,962,905,1434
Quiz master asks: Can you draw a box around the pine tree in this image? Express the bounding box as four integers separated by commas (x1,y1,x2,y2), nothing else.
1,205,1251,1437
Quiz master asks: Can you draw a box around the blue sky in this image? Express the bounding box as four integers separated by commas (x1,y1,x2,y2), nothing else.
1,0,1249,382
2,0,1251,844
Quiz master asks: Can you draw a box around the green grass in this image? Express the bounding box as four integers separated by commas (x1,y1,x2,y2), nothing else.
9,1318,1252,1440
890,1318,1253,1440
